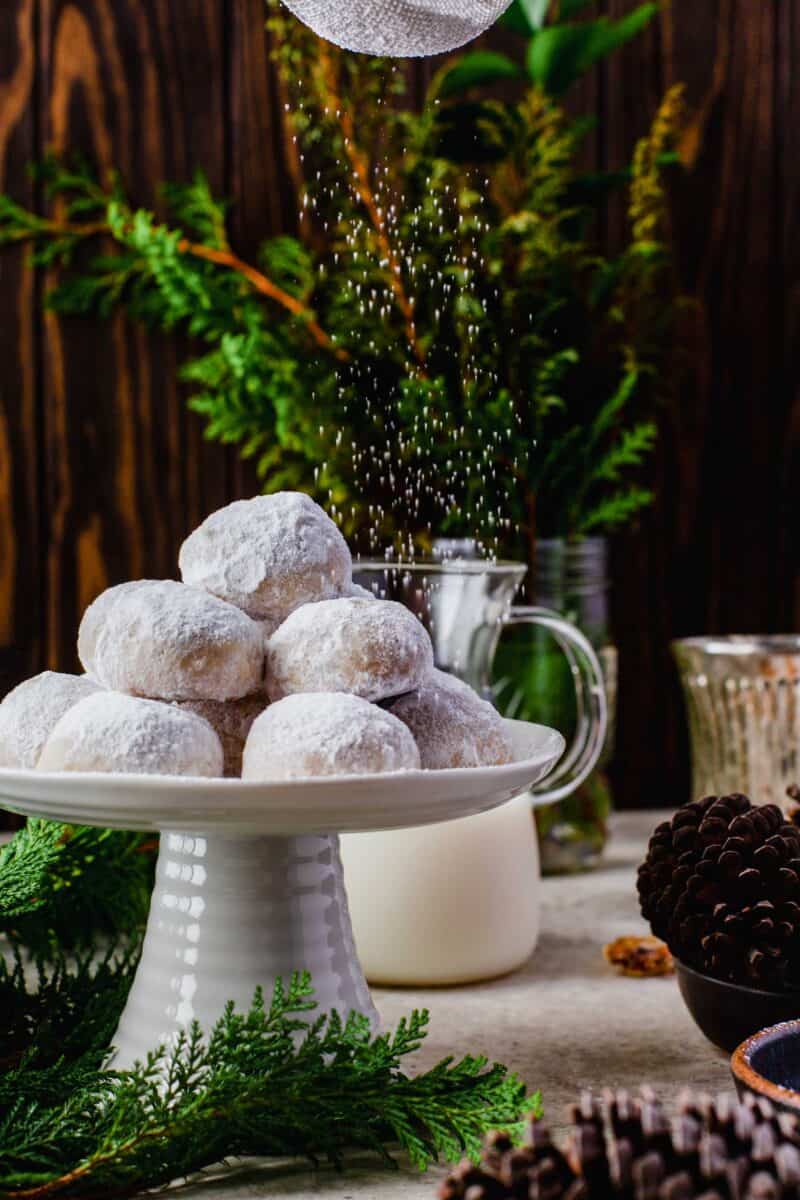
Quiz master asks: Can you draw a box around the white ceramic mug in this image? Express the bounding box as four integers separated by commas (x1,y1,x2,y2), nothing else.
341,560,607,985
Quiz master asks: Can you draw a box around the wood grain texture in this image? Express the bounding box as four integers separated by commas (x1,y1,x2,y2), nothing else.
0,0,797,820
228,0,293,257
0,0,39,697
776,2,800,628
38,0,238,681
606,2,800,808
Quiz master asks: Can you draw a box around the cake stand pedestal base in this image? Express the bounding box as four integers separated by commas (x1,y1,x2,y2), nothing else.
113,831,377,1070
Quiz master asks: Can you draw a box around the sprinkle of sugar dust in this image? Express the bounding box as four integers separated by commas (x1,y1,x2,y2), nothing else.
270,27,525,586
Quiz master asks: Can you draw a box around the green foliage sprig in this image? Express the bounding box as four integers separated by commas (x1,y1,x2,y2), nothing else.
0,819,155,955
0,956,539,1199
0,939,142,1077
0,820,538,1196
0,0,686,556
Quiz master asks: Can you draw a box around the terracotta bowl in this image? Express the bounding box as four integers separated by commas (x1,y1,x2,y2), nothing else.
676,960,800,1053
731,1021,800,1116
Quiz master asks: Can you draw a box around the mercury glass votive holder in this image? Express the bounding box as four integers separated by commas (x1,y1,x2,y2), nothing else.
672,636,800,807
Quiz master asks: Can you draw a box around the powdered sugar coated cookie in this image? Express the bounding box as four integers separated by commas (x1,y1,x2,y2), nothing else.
80,580,264,701
428,666,485,701
266,597,434,703
388,678,513,770
257,581,375,641
173,694,267,777
346,582,377,600
38,691,224,777
242,692,420,780
179,493,352,625
78,580,151,671
0,672,102,769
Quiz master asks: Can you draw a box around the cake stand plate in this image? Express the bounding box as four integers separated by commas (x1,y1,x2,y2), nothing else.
0,719,564,1069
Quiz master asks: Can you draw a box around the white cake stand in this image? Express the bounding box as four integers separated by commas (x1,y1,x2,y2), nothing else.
0,719,564,1069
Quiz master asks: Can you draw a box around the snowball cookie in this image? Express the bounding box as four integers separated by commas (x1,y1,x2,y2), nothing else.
242,693,420,781
80,580,264,701
0,672,102,769
387,678,513,770
428,666,485,701
179,493,353,626
77,580,151,671
38,692,224,777
345,582,378,600
257,581,376,641
173,694,267,778
267,597,434,703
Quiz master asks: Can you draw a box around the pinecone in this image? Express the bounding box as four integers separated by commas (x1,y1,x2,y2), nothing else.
637,794,800,989
438,1089,800,1199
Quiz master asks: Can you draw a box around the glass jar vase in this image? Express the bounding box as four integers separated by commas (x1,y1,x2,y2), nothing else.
673,636,800,807
492,537,617,873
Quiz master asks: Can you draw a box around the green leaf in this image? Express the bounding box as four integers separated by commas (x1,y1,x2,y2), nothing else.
161,172,229,248
0,822,155,954
433,51,523,101
259,235,314,301
499,0,598,36
499,0,549,34
517,0,553,30
578,485,654,532
527,4,659,95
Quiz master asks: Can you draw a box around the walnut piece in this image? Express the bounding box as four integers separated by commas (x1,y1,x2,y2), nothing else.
603,935,674,977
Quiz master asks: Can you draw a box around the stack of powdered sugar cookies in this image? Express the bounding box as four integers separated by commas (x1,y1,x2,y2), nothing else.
0,494,513,782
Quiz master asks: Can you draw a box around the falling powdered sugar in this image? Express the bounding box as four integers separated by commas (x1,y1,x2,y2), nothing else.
266,597,434,703
38,691,224,777
242,692,420,780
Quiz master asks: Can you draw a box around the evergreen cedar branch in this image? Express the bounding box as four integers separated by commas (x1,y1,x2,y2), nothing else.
0,1,686,554
0,826,538,1195
0,951,539,1197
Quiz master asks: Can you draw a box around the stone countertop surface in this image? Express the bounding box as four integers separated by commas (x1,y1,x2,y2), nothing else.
183,811,732,1199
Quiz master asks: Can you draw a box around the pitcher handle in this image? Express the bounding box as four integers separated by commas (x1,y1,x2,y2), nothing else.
502,605,608,803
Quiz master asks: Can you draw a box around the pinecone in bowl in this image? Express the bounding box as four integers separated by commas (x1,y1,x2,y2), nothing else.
637,794,800,989
438,1088,800,1199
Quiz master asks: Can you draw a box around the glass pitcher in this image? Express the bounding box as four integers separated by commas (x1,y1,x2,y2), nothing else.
340,559,608,985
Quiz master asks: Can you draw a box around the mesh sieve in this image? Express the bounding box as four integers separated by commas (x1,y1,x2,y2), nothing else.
280,0,514,57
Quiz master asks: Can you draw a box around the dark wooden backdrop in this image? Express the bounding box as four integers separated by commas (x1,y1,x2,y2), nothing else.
0,0,797,812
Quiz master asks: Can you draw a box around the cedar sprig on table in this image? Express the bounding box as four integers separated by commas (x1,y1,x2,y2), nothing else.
0,819,155,955
0,939,141,1076
0,817,538,1193
0,972,540,1199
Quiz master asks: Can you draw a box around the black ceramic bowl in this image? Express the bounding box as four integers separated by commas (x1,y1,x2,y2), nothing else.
731,1020,800,1116
676,960,800,1053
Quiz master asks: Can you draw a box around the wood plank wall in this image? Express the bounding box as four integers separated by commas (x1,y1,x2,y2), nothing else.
0,1,797,812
